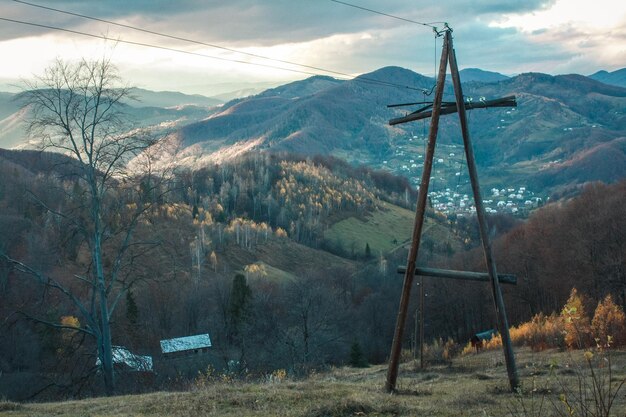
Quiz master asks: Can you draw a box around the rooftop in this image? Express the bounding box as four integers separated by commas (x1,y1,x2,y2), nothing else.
160,333,212,354
96,346,153,372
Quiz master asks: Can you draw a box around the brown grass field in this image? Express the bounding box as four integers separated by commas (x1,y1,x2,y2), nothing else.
1,348,625,417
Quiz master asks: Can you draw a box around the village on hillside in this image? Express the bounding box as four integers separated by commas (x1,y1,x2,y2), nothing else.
377,122,545,216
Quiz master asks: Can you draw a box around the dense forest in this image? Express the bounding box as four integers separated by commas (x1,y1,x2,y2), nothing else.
1,144,624,400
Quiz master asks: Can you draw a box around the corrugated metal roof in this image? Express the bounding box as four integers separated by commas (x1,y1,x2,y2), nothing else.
475,329,496,341
160,333,212,354
96,346,153,372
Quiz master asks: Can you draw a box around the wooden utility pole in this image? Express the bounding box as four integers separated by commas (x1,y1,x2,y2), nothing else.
447,32,519,391
385,27,520,392
419,274,425,370
384,28,450,393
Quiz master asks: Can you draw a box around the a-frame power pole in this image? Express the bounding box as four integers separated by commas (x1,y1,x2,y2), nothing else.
385,27,520,393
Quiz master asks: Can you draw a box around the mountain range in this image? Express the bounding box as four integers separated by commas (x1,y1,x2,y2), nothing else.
589,68,626,88
0,89,221,149
163,67,626,197
1,67,625,199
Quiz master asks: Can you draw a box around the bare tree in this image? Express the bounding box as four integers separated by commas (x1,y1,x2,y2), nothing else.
0,57,166,395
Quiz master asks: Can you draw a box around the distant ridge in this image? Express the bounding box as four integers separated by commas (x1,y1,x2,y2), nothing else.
589,68,626,88
128,88,223,108
167,66,626,197
459,68,509,83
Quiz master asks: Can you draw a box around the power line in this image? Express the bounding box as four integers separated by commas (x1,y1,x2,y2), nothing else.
12,0,354,79
0,17,320,74
329,0,446,30
8,0,426,92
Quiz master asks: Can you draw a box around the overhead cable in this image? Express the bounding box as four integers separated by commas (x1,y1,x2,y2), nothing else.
329,0,446,29
7,1,427,92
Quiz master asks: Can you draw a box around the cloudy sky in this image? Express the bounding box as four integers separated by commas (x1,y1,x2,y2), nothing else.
1,0,624,96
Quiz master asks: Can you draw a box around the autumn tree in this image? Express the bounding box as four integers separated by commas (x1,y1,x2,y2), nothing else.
591,294,626,347
0,57,165,395
560,288,591,349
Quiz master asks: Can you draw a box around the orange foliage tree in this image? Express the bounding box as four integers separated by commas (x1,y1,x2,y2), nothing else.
560,288,592,349
591,294,626,347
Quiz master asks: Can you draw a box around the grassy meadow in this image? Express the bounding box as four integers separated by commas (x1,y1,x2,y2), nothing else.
2,348,625,417
324,202,459,256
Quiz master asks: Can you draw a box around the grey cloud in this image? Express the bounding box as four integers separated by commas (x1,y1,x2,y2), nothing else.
2,0,558,45
1,0,620,80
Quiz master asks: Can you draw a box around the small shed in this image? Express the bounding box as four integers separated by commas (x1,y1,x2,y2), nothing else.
470,329,496,351
96,346,153,372
160,333,212,358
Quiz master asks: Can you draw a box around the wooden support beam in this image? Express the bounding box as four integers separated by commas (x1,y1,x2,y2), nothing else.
389,96,517,126
447,32,520,391
384,31,451,393
396,266,517,285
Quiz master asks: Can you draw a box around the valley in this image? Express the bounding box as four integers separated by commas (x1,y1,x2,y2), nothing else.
1,0,626,412
0,62,625,405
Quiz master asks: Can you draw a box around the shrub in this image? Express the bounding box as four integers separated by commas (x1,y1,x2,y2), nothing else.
461,341,475,356
466,290,625,355
424,338,459,363
483,334,502,350
511,313,564,351
591,294,626,347
552,349,626,417
469,313,565,353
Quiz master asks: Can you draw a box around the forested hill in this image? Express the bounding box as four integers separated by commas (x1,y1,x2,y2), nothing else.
3,67,625,200
1,153,625,400
0,147,457,399
427,180,626,342
166,66,626,197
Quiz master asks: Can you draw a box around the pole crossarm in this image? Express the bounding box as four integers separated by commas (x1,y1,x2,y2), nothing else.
389,96,517,126
396,266,517,285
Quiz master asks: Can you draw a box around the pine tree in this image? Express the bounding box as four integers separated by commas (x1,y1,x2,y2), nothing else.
230,274,252,328
126,290,139,325
365,242,372,259
349,340,368,368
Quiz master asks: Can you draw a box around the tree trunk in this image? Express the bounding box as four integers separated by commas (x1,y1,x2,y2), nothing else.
93,196,115,395
95,233,115,395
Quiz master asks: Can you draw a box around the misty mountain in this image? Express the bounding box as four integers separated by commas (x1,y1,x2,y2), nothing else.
0,92,16,120
459,68,509,83
0,92,28,149
0,89,217,149
254,76,344,100
589,68,626,88
127,88,223,108
168,66,626,196
210,81,288,101
3,67,625,198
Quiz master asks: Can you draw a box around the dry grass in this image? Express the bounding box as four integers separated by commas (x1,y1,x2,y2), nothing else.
2,348,625,417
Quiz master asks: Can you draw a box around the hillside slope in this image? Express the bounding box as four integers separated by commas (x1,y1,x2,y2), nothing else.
2,349,624,417
589,68,626,88
167,67,626,196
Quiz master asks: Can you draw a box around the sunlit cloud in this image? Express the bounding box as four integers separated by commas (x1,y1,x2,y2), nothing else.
0,0,624,94
490,0,624,32
488,0,626,74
